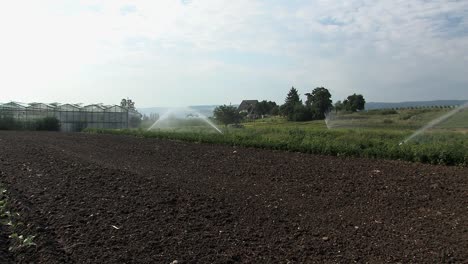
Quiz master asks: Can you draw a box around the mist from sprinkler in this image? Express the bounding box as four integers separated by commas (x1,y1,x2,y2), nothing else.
147,106,222,134
399,102,468,145
324,111,332,129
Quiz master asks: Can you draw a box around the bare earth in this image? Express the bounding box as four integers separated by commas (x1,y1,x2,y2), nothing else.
0,131,466,263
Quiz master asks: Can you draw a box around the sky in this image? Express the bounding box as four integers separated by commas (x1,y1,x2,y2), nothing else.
0,0,467,107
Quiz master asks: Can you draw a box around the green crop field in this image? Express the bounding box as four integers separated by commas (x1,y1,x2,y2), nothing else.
86,108,468,166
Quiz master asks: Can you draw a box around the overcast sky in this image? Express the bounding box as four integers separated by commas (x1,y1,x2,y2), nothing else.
1,0,467,107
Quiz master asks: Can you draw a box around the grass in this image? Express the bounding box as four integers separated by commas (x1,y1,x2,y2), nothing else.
85,108,468,166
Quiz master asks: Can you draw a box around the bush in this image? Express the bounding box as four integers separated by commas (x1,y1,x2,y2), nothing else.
399,114,413,120
84,124,467,167
288,104,312,121
214,105,242,125
383,119,394,124
0,117,18,130
35,117,61,131
0,116,60,131
379,109,397,115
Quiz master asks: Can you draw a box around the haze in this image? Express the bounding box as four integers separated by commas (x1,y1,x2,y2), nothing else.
1,0,467,107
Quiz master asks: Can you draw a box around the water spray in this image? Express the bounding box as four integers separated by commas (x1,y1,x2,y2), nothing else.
324,109,335,129
399,102,468,145
147,107,223,134
148,109,174,130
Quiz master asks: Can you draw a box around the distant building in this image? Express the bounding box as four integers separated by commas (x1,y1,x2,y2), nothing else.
0,101,141,132
238,100,259,119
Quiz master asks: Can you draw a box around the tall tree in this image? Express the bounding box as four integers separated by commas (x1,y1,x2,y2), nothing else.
305,87,333,119
343,94,366,112
281,87,301,118
213,105,242,126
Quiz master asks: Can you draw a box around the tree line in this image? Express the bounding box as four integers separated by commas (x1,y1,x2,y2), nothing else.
214,86,366,125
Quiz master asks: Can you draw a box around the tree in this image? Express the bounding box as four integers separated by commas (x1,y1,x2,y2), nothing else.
291,103,312,121
281,87,301,118
256,100,278,116
213,105,242,126
343,94,365,112
270,105,280,116
305,87,333,119
121,98,136,110
256,100,268,116
334,100,344,113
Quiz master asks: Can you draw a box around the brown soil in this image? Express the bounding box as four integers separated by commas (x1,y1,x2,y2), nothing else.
0,131,466,263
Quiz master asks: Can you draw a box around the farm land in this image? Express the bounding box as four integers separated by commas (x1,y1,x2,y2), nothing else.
0,107,467,263
109,108,468,166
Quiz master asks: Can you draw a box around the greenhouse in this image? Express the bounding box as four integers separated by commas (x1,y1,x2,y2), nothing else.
0,101,141,132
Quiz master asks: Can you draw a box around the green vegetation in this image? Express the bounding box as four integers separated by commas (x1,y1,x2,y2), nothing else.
86,108,467,166
342,93,366,112
280,86,308,121
213,105,242,126
434,108,468,129
8,234,37,252
305,87,333,119
256,100,279,116
0,116,60,131
277,86,365,122
35,117,61,131
0,184,37,252
0,116,17,130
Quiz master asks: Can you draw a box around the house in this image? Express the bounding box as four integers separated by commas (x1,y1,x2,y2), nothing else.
238,100,259,119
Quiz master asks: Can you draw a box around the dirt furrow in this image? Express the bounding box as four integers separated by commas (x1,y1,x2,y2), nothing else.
0,131,466,263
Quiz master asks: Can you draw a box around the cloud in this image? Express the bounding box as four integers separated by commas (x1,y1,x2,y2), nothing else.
0,0,467,106
120,4,137,16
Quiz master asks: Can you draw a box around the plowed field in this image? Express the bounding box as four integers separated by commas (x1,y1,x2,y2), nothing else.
0,131,466,263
